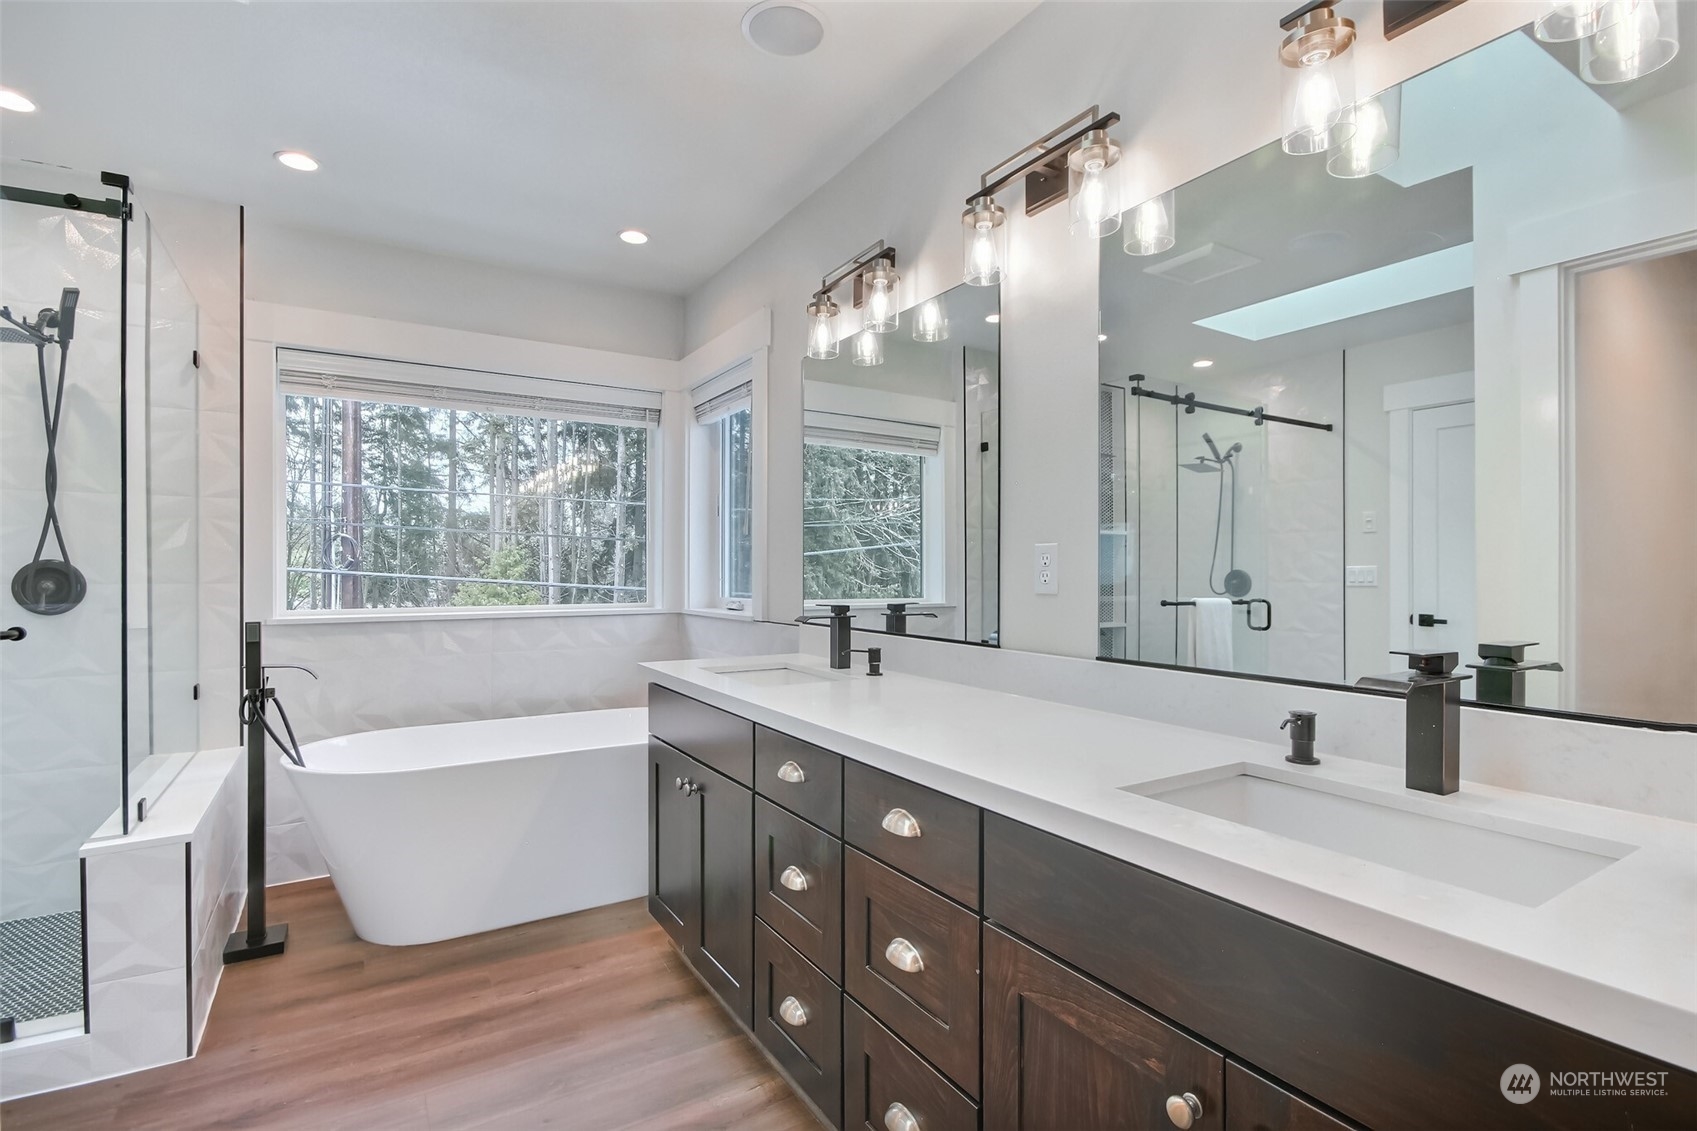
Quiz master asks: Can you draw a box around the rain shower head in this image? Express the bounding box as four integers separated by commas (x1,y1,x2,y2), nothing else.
1182,457,1221,473
0,326,41,345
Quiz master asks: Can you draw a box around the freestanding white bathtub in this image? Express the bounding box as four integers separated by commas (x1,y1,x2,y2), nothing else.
282,708,648,946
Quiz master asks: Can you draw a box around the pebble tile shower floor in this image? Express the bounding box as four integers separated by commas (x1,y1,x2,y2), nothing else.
0,911,83,1024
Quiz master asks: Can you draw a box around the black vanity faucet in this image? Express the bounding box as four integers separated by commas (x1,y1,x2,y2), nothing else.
795,604,855,669
883,602,938,635
1355,650,1472,795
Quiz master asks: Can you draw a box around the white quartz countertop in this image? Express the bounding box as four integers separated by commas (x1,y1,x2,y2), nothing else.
642,655,1697,1070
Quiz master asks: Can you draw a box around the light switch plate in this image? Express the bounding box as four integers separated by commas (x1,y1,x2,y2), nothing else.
1035,543,1058,595
1346,565,1378,587
1362,511,1378,534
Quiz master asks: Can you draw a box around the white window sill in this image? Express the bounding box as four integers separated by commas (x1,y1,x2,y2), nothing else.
268,604,667,627
683,606,758,622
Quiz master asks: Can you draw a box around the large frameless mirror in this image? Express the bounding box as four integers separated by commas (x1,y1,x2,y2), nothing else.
1098,22,1697,727
800,282,1000,646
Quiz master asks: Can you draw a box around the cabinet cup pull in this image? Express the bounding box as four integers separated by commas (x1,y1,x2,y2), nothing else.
779,865,810,892
880,807,922,838
777,995,809,1027
776,760,807,783
883,1102,920,1131
883,937,924,973
1165,1092,1203,1129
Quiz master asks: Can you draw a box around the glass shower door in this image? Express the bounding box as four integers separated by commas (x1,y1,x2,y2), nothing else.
1,164,129,1036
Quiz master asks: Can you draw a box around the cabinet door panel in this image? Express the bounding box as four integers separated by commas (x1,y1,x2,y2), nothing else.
691,759,754,1026
754,920,843,1129
843,998,978,1131
844,762,979,907
649,683,754,785
983,925,1223,1131
1225,1061,1358,1131
648,738,699,951
755,796,843,981
756,725,844,835
843,850,980,1096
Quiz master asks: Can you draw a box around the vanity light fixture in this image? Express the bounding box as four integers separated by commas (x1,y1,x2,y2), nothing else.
1327,86,1401,179
961,105,1124,279
1580,0,1680,84
274,150,320,172
803,240,897,359
851,328,884,367
1278,0,1358,157
1535,0,1609,40
0,88,36,112
913,297,948,343
1123,190,1177,256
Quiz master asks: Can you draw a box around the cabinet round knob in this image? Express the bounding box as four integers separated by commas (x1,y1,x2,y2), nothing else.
1165,1092,1203,1129
675,776,685,790
776,760,807,783
683,780,700,796
881,807,922,838
777,995,809,1027
883,937,924,973
779,865,810,892
883,1102,920,1131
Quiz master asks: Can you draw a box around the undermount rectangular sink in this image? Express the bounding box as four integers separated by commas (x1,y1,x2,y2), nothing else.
703,663,845,687
1124,768,1634,907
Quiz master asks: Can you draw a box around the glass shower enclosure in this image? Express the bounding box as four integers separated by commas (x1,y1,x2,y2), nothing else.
1,162,203,1039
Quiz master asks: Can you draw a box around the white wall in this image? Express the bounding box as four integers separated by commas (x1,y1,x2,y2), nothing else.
683,0,1545,659
1342,319,1474,683
245,220,685,361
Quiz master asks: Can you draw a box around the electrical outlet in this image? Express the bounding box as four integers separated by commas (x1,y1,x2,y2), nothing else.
1034,543,1058,595
1362,511,1378,534
1346,565,1378,587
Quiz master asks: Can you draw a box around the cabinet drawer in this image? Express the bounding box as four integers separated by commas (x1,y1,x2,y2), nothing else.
844,762,979,907
756,725,844,835
844,997,977,1131
1225,1061,1358,1131
648,684,754,786
844,849,980,1097
984,813,1697,1130
756,796,843,981
984,924,1223,1130
755,920,843,1130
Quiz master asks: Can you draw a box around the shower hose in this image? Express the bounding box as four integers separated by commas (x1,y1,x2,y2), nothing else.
21,336,77,603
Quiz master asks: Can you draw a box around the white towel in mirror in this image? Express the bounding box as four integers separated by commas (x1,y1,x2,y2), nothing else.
1189,598,1234,672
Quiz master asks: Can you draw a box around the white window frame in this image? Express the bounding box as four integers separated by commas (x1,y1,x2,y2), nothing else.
687,354,761,615
270,347,663,621
801,401,952,609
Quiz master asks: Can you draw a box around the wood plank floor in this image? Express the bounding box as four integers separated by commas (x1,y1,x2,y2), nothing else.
2,881,816,1130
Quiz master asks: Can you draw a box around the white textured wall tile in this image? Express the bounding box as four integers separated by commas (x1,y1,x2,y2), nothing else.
88,968,188,1076
0,1033,95,1102
85,843,188,983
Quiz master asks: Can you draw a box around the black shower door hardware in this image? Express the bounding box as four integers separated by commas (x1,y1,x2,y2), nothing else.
1411,613,1449,627
1161,598,1273,631
1125,375,1335,433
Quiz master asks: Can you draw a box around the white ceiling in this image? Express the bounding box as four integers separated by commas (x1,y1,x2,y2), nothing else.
0,1,1036,296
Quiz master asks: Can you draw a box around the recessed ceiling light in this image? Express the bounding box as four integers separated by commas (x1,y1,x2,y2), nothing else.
619,229,649,245
275,150,319,172
1098,333,1108,342
1192,358,1214,368
985,313,1000,324
0,88,37,113
742,1,827,56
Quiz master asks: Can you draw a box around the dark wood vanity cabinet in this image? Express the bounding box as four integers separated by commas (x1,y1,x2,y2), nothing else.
647,685,1696,1131
983,924,1224,1131
645,726,754,1026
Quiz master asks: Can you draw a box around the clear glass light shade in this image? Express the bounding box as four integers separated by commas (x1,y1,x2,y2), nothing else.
962,199,1007,286
805,296,839,360
1535,0,1609,40
1068,132,1122,238
1581,0,1679,83
1326,86,1401,179
1122,190,1177,256
860,262,900,333
912,298,949,343
851,328,884,367
1281,49,1357,155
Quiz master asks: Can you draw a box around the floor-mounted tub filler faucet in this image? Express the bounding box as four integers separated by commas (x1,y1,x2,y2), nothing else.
1356,650,1472,795
796,604,855,669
